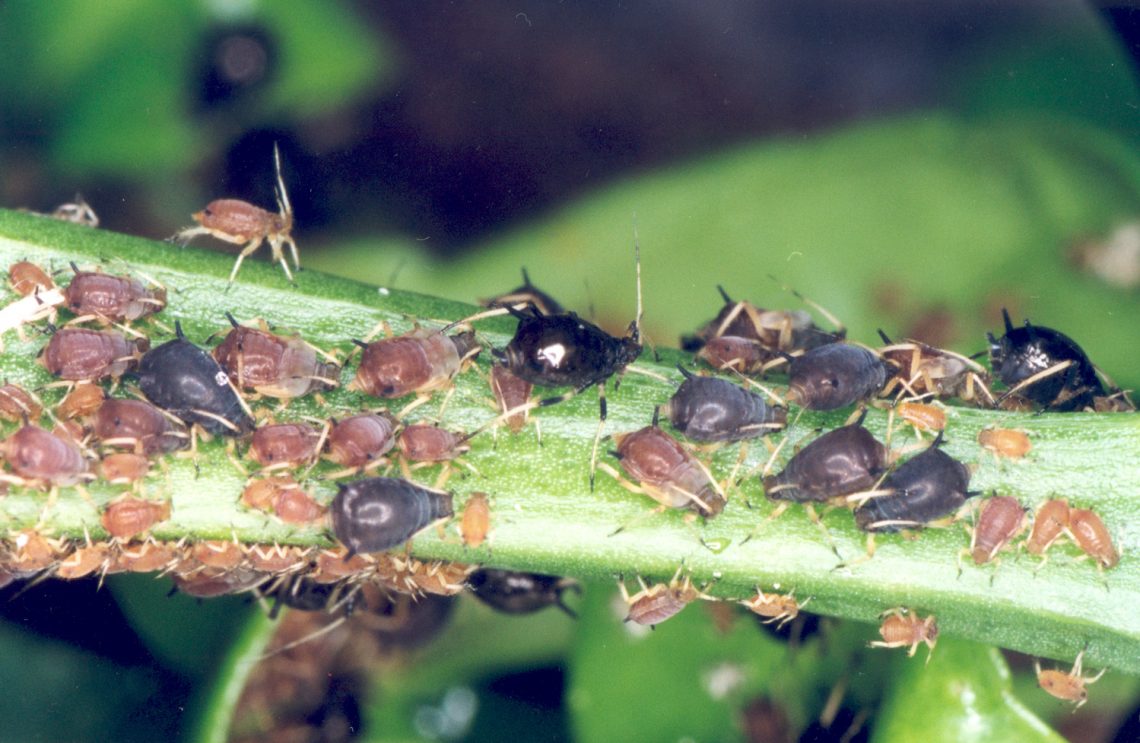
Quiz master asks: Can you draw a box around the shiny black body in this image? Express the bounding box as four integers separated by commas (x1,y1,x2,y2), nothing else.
468,568,580,618
763,423,888,503
787,343,889,411
136,322,253,435
987,309,1104,411
663,366,786,442
854,434,973,532
330,477,453,556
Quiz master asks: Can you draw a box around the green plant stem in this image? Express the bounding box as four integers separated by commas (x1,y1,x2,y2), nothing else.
0,209,1137,674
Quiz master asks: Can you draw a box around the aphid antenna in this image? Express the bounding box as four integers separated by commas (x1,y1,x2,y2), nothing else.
766,274,845,333
439,304,520,334
727,366,788,407
272,142,292,223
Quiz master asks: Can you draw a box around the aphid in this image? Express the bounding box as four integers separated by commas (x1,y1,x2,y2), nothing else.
877,332,993,405
0,424,91,487
602,408,725,518
696,336,776,375
50,197,99,227
661,366,786,442
244,543,307,573
272,486,326,525
92,398,189,455
1068,508,1119,569
8,261,55,297
373,554,472,597
100,497,171,540
870,608,938,659
324,412,398,472
987,308,1106,411
740,589,808,630
248,422,323,470
468,569,580,616
853,433,974,532
55,544,110,580
1035,650,1105,708
241,474,301,512
763,421,889,504
895,401,946,432
39,327,147,381
681,285,843,354
396,424,470,463
173,567,268,599
173,144,299,284
0,383,42,422
100,452,151,484
349,327,480,400
618,567,716,627
489,362,534,434
786,343,891,411
481,267,565,316
190,540,245,570
212,315,339,399
330,477,453,556
107,541,179,574
56,382,104,419
63,265,166,322
136,322,254,436
969,495,1027,565
8,530,59,573
459,492,491,548
977,427,1032,459
1026,499,1071,557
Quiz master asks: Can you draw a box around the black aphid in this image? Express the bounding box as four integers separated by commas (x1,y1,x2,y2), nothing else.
482,267,565,316
763,421,889,503
468,568,581,618
786,343,890,411
136,321,253,435
662,366,786,442
330,477,453,556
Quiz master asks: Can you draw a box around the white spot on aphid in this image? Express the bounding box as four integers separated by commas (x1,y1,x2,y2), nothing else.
214,371,229,386
537,343,567,368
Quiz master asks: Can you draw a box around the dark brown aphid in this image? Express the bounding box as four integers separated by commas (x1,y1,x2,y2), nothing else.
970,495,1027,565
1036,650,1105,708
468,569,580,616
248,422,323,470
870,608,938,659
397,424,470,463
481,267,565,316
100,497,171,540
786,343,890,411
349,328,480,399
853,433,974,532
92,398,189,455
39,327,147,381
977,427,1032,459
212,315,339,399
100,452,151,484
173,145,299,284
696,336,776,375
1068,508,1119,569
460,492,491,548
330,477,453,556
0,383,42,422
619,567,715,627
1,424,90,487
604,409,725,518
63,265,166,322
56,382,104,419
9,261,55,297
324,412,398,471
662,366,786,442
877,332,993,405
740,589,808,630
1026,499,1071,557
763,421,889,504
490,362,534,433
682,285,843,354
895,401,946,433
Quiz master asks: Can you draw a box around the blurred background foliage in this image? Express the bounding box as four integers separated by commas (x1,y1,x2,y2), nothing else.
1,1,1138,741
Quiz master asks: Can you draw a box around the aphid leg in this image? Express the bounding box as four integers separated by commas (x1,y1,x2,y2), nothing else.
588,384,608,491
267,235,296,284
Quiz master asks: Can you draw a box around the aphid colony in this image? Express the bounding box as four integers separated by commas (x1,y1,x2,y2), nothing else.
0,247,1129,711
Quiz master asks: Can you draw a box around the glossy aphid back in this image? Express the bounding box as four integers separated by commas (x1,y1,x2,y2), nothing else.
249,422,322,468
352,329,467,399
40,327,145,381
763,423,888,504
93,398,188,455
330,477,453,555
3,425,90,486
213,318,338,399
663,367,786,442
326,413,397,468
468,568,578,616
64,268,165,322
787,343,889,411
613,421,724,517
854,434,973,532
987,309,1104,411
496,309,641,389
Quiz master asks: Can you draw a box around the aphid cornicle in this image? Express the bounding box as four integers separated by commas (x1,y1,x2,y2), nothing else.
63,265,166,322
1,424,91,487
468,569,580,617
481,267,565,316
212,314,339,399
349,327,479,399
987,308,1106,411
330,477,453,556
661,366,786,442
969,495,1027,565
39,327,147,381
324,412,398,470
136,322,253,436
763,421,889,504
853,432,974,532
92,398,189,455
786,343,891,411
1036,650,1105,708
173,144,299,284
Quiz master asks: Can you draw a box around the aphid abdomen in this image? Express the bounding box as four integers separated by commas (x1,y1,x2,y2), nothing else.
64,272,164,322
330,477,453,555
626,589,687,626
615,426,721,515
854,444,972,532
213,326,287,390
4,425,89,486
196,199,274,241
326,413,397,467
787,344,888,411
1068,508,1119,568
972,496,1027,565
354,333,458,398
1026,499,1070,556
93,399,188,455
249,423,321,467
40,328,142,380
764,424,888,503
665,374,785,442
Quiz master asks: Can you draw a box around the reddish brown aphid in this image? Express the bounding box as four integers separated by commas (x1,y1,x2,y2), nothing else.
1,424,90,487
8,530,59,572
56,543,110,580
191,540,245,570
896,401,946,432
619,567,716,627
490,362,534,433
311,547,372,584
970,496,1027,565
92,398,189,456
1026,499,1071,557
245,543,306,573
869,608,938,659
1068,508,1119,569
324,412,398,471
460,492,491,548
101,497,171,540
56,382,104,419
977,427,1032,459
397,424,470,463
696,335,774,375
173,145,299,284
108,541,179,573
349,327,480,400
0,383,42,422
242,474,301,512
248,422,323,470
740,589,808,630
1036,650,1105,708
212,317,339,399
273,486,326,525
100,453,151,484
63,266,166,322
9,261,55,297
39,327,147,381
